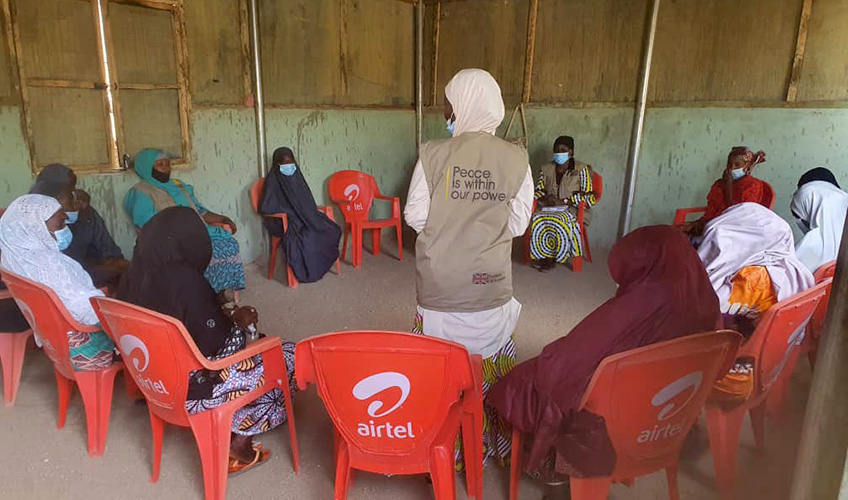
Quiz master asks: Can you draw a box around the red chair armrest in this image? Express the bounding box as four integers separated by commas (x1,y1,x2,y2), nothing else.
673,207,708,227
201,336,284,371
375,195,402,219
469,354,484,400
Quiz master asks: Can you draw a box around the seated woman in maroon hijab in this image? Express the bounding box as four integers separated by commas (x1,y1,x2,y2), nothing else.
488,226,720,494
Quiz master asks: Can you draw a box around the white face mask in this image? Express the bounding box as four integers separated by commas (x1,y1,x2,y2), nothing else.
730,168,747,180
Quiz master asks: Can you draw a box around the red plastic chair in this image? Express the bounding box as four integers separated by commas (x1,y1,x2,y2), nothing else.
509,330,741,500
0,286,33,406
705,280,829,497
805,260,837,369
1,270,125,456
295,331,484,500
328,170,403,268
523,172,603,273
673,181,775,227
91,296,299,500
249,178,340,288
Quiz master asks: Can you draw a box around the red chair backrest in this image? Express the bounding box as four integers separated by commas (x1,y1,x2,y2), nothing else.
296,331,474,463
92,296,206,423
808,262,837,339
249,178,264,214
592,172,603,203
580,331,741,477
762,182,775,209
1,270,87,378
328,170,379,224
741,280,829,392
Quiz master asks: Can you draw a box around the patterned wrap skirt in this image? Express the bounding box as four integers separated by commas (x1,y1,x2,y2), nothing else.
185,341,297,436
68,329,116,372
529,210,583,263
204,234,246,293
413,313,516,471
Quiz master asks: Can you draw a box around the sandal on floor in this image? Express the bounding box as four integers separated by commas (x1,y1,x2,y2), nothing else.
228,446,272,476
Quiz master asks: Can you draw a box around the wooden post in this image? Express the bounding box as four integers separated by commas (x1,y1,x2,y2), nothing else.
339,0,350,101
521,0,539,103
3,0,36,172
786,0,814,102
430,2,440,106
790,212,848,500
172,1,192,164
238,0,252,105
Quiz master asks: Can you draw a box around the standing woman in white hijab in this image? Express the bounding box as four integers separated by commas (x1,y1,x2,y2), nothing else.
0,194,115,371
404,69,534,469
791,169,848,273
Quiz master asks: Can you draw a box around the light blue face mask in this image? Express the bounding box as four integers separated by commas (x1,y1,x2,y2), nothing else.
553,152,570,165
446,118,456,136
65,211,79,225
53,225,73,251
730,168,747,180
279,163,297,176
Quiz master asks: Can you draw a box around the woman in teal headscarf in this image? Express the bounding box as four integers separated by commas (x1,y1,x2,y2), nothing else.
124,148,245,295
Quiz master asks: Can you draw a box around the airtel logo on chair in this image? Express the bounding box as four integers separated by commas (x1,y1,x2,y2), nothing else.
119,334,170,396
343,184,364,212
352,372,416,440
637,371,703,444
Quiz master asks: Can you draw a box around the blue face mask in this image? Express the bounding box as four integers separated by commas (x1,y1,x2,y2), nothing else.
730,168,747,180
279,163,297,176
446,118,456,136
65,211,79,225
53,226,73,251
553,152,570,165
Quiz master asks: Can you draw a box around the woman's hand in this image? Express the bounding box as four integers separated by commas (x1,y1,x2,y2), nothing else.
228,306,258,329
202,212,238,234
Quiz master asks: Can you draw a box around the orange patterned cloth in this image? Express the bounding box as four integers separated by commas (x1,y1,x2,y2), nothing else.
712,266,778,404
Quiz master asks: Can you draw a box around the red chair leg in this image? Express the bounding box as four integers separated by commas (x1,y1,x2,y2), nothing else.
75,366,120,457
705,403,746,497
281,378,300,473
395,221,403,261
189,409,235,500
430,441,457,500
371,228,381,256
510,429,523,500
149,409,165,483
666,464,681,500
286,265,299,289
269,236,281,280
750,401,767,453
55,369,75,429
0,331,31,406
461,410,482,499
334,439,353,500
352,226,363,268
572,256,583,273
570,477,613,499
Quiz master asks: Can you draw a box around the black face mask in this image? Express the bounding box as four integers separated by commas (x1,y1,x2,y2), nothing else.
151,168,170,183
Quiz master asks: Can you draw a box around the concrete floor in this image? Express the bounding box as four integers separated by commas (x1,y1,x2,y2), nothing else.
0,241,812,499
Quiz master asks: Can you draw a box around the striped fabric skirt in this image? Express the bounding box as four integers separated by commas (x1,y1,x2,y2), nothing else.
204,234,246,293
68,329,116,372
185,342,297,436
413,313,516,471
529,210,583,263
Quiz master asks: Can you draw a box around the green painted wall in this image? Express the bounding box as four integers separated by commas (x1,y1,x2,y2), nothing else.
0,106,31,204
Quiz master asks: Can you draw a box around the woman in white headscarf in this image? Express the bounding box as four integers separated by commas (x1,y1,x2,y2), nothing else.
0,194,115,371
791,172,848,273
404,69,534,469
697,202,814,403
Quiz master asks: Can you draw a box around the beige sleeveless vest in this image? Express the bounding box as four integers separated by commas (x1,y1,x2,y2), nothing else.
130,180,199,215
415,132,528,312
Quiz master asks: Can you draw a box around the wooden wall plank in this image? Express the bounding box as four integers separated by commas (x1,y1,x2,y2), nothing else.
344,0,414,106
0,0,15,102
260,0,343,106
532,0,648,103
109,3,178,85
649,0,802,102
437,0,528,105
797,0,848,101
184,0,245,105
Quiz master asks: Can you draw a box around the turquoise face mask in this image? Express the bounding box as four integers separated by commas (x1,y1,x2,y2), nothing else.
279,163,297,176
53,226,73,251
446,119,456,136
65,211,79,225
553,152,570,165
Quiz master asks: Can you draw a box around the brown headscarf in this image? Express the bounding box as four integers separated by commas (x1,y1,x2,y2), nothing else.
728,146,766,169
488,226,721,471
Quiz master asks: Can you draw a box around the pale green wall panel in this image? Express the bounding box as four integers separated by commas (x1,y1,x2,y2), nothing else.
0,106,32,208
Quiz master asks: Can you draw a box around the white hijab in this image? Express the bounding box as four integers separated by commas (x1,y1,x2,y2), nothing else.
791,180,848,273
698,203,814,309
0,194,103,325
444,69,505,137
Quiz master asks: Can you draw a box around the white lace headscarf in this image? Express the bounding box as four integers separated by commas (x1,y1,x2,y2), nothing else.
0,194,103,325
791,180,848,273
445,69,505,137
697,202,814,309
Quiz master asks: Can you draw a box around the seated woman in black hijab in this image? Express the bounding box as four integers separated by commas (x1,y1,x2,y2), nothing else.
260,147,341,283
117,207,296,474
